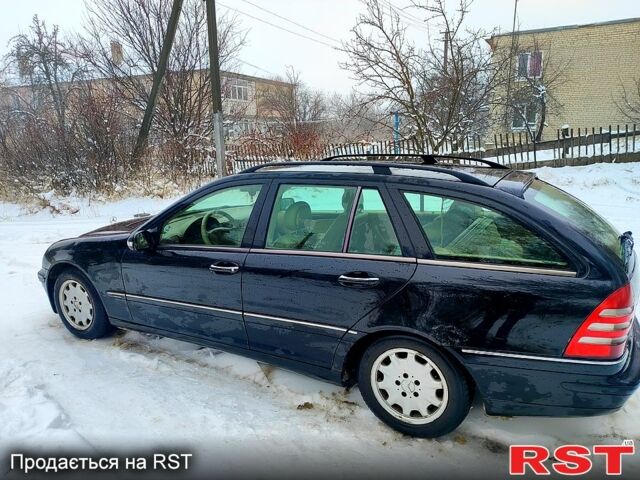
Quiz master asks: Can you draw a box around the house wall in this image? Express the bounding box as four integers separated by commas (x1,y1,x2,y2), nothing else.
489,18,640,141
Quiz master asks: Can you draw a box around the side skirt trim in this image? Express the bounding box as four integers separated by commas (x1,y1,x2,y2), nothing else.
461,348,628,366
106,291,358,335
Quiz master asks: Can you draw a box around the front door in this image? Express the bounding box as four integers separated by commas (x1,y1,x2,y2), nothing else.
242,182,417,367
122,182,266,348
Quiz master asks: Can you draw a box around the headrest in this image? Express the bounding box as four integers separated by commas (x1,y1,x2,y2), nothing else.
282,201,311,231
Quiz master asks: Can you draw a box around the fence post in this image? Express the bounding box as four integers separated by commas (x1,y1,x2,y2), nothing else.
518,132,524,165
625,124,629,154
608,125,613,162
578,128,582,159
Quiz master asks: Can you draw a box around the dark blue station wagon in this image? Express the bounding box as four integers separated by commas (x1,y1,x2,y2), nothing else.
39,155,640,437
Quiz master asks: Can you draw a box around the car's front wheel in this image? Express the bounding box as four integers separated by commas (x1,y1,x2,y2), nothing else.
358,337,471,438
53,270,114,339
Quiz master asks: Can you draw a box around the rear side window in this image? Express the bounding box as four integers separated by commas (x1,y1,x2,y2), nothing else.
348,189,402,256
524,179,622,261
403,191,569,269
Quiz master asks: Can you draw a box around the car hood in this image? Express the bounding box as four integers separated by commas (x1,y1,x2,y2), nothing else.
81,216,150,237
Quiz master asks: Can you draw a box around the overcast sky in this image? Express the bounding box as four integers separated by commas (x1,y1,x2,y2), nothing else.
1,0,639,93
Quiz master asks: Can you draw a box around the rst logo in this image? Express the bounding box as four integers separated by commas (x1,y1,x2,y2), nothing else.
509,440,635,476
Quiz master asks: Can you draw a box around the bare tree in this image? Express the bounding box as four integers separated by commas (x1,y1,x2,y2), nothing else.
0,15,145,194
342,0,500,152
324,91,391,143
617,77,640,123
78,0,247,170
3,16,85,163
258,67,326,152
494,36,569,141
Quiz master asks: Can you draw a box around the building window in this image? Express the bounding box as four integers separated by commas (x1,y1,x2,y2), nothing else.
512,104,538,130
229,78,249,101
235,119,252,136
516,51,543,79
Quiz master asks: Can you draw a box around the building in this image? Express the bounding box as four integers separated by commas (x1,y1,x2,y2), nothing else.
486,17,640,141
1,67,293,142
219,71,293,139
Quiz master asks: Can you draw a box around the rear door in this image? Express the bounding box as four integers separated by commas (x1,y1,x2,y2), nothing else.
241,180,417,367
390,185,602,357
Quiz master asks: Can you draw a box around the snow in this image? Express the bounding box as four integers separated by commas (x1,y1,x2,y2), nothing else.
1,162,640,477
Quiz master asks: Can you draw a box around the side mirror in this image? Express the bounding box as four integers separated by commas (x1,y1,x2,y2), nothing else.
127,230,154,251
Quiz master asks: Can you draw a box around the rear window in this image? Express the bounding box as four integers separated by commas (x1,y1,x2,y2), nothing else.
524,179,622,261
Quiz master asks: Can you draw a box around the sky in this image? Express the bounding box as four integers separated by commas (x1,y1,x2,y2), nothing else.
0,0,639,93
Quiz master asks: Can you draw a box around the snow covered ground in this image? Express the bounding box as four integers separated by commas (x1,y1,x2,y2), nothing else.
1,162,640,478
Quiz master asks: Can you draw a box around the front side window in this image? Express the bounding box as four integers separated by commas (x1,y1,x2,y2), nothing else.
265,184,357,252
160,184,262,247
348,189,402,256
404,191,569,269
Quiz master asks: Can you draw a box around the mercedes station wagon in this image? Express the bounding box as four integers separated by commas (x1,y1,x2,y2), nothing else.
39,154,639,438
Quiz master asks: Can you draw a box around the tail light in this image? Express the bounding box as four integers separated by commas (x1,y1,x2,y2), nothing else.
564,284,634,360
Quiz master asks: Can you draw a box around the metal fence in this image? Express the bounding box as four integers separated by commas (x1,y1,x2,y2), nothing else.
201,124,640,175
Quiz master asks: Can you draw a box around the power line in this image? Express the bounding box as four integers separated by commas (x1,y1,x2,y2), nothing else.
382,0,425,24
240,0,342,46
237,59,276,76
378,0,429,32
217,2,339,50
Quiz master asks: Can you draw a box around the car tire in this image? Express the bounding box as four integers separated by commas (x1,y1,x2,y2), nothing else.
53,270,115,340
358,336,471,438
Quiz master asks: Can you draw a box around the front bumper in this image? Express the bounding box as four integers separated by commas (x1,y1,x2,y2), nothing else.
462,320,640,416
37,268,47,289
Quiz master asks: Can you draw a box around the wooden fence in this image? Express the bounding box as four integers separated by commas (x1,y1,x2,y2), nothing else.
200,124,640,175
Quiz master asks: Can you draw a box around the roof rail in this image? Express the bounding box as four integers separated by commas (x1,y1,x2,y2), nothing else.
239,161,493,186
321,153,509,170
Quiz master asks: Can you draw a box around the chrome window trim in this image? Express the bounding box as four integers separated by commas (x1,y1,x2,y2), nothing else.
156,245,250,253
105,291,357,335
249,248,415,263
418,258,577,277
244,311,358,335
461,348,628,366
85,230,131,236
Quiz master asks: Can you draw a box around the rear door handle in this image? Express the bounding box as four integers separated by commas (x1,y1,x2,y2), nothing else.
209,261,240,274
338,274,380,287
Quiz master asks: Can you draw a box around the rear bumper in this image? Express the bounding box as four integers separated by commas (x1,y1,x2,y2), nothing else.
461,320,640,416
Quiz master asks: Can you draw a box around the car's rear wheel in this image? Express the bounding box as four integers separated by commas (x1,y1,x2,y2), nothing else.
53,270,114,339
358,337,470,438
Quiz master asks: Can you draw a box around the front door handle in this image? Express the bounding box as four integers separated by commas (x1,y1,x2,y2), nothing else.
209,261,240,274
338,273,380,287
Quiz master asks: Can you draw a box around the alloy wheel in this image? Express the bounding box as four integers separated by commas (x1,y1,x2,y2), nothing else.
58,279,94,331
370,347,449,425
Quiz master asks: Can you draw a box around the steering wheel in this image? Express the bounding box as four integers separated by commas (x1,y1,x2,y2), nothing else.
200,210,235,245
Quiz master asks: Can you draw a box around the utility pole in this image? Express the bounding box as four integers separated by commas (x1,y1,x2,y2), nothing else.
132,0,184,161
393,112,400,154
504,0,519,130
441,29,450,73
205,0,226,177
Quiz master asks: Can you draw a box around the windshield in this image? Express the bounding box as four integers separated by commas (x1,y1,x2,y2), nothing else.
524,179,623,262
